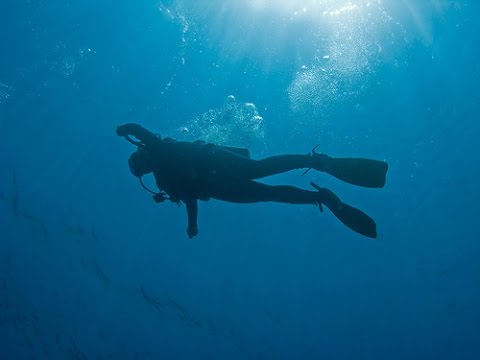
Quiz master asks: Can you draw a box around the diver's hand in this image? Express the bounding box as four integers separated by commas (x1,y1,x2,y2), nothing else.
187,225,198,239
116,123,141,137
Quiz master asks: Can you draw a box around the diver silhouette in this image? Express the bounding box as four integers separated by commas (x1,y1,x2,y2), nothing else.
117,123,388,239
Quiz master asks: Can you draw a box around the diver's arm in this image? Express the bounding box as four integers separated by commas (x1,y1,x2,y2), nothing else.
116,123,162,149
185,198,199,239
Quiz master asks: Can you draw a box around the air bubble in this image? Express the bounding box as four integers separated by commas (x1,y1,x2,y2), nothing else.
183,95,266,152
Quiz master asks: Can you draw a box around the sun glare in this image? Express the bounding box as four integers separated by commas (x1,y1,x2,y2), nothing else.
247,0,365,19
323,3,358,16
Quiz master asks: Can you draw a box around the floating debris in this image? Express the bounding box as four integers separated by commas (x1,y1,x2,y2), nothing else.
139,287,164,314
169,299,203,329
93,262,110,288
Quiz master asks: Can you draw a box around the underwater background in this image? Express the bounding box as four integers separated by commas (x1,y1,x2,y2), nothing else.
1,0,479,359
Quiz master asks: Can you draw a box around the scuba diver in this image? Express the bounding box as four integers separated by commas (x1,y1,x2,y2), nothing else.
117,123,388,239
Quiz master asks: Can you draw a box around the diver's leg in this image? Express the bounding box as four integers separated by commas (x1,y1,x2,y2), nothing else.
249,154,388,188
247,155,316,179
208,149,318,179
210,180,377,238
209,180,321,205
208,147,388,188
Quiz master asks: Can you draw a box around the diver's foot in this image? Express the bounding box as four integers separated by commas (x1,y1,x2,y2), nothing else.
310,182,377,238
311,183,341,210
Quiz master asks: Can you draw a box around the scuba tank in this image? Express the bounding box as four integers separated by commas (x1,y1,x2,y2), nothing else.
216,145,250,158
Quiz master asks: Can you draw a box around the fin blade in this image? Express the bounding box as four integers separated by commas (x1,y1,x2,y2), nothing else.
324,157,388,188
328,202,378,238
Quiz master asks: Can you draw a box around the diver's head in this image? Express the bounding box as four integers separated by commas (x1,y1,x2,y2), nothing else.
128,148,154,177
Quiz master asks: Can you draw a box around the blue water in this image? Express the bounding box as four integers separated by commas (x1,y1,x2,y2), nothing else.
1,1,479,359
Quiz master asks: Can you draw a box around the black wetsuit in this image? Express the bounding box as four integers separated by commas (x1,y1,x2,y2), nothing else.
118,123,387,239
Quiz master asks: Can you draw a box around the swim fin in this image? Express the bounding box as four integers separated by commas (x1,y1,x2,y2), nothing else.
313,153,388,188
311,182,377,238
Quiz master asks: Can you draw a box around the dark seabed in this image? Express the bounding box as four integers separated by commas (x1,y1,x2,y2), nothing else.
1,1,479,359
